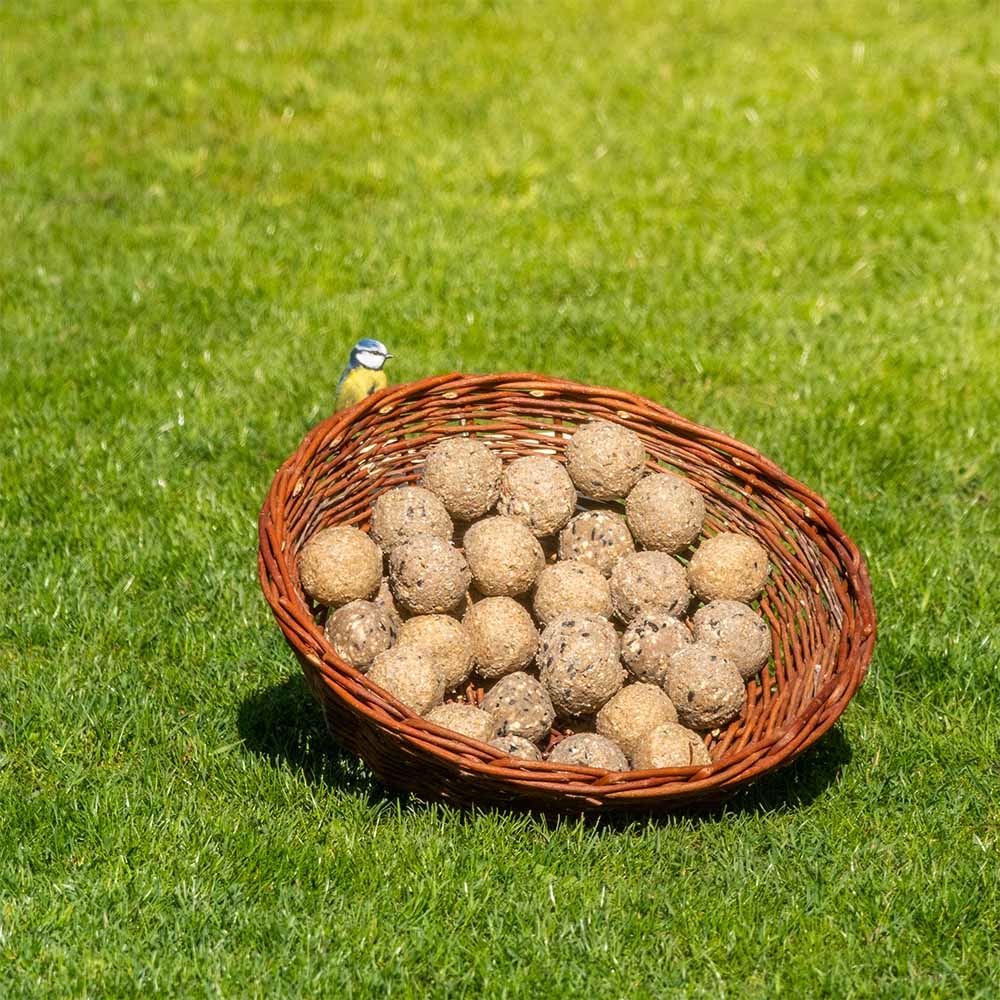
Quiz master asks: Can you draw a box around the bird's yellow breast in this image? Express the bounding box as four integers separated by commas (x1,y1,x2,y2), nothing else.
335,367,388,411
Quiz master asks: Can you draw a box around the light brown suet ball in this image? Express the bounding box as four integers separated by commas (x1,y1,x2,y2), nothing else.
462,516,545,597
367,645,446,715
632,721,712,769
532,560,613,627
298,526,382,607
397,614,475,689
462,597,539,679
595,683,678,764
421,437,502,521
497,455,576,537
565,420,646,500
423,703,499,743
687,532,770,603
625,473,705,553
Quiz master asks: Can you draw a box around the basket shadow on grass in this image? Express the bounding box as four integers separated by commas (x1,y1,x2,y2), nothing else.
237,674,853,826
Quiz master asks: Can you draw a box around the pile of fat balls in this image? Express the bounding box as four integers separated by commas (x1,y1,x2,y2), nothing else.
297,421,772,772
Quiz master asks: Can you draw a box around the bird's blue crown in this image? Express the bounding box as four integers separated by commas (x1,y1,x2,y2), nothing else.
353,338,387,354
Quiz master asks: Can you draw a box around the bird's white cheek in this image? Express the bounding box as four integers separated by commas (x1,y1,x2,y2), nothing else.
357,351,384,369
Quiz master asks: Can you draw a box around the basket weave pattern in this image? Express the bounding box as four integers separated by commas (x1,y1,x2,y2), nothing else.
258,373,876,813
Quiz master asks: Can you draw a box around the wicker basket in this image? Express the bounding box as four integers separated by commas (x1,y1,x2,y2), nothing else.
258,373,875,813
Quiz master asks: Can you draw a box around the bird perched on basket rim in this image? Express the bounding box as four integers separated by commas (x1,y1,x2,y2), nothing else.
334,338,393,412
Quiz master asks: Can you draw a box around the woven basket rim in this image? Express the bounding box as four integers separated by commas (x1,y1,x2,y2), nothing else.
258,371,876,812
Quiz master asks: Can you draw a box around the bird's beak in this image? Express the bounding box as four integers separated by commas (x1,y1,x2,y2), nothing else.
384,353,394,360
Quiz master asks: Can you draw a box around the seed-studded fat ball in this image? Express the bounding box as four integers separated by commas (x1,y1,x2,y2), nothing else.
548,733,628,771
488,734,544,761
298,526,382,607
687,531,770,603
423,703,498,743
565,420,646,500
691,599,772,680
462,597,539,678
421,437,502,522
610,550,690,621
621,609,694,685
625,473,705,553
388,534,471,615
367,645,445,715
462,516,545,597
370,485,453,552
595,683,678,763
632,721,712,769
538,613,623,717
397,614,475,689
323,600,397,673
558,510,636,577
481,671,555,743
664,644,746,731
532,560,613,627
497,455,576,537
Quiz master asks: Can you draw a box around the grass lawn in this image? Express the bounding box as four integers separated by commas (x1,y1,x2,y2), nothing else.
2,0,999,995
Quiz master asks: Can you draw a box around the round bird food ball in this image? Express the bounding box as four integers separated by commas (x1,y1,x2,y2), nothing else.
595,683,678,764
691,599,772,680
488,734,544,761
632,721,712,769
423,703,499,743
462,516,545,597
625,473,705,553
367,645,445,715
388,534,471,615
421,437,502,522
664,644,746,731
610,550,690,622
481,671,555,743
323,599,397,673
565,420,646,500
548,733,628,771
497,455,576,537
532,560,613,627
397,614,475,690
621,609,694,686
462,597,539,679
558,509,636,577
370,486,453,553
298,526,382,607
687,531,770,603
537,612,623,717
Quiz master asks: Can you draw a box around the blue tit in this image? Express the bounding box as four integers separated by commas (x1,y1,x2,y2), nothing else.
334,338,393,412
